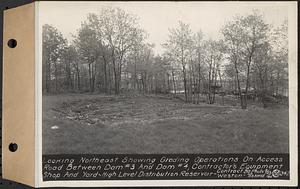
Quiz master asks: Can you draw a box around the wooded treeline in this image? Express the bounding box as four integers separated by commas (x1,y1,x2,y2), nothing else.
42,7,288,109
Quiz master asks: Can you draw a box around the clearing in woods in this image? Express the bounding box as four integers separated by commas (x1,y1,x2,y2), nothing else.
42,94,289,154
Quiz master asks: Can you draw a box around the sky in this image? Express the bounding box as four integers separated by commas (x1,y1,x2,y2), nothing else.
39,1,292,55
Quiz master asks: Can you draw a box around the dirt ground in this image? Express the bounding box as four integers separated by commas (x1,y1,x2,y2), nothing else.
42,93,289,154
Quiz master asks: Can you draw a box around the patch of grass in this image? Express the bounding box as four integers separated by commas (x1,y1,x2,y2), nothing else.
42,94,289,154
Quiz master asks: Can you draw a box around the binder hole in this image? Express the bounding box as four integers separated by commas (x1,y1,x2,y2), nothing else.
7,39,17,48
8,143,18,152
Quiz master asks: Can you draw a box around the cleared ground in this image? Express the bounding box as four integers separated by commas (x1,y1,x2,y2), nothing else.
43,94,289,154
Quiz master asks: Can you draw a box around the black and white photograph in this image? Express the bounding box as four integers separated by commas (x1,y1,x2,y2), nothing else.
1,0,297,187
37,1,299,186
41,1,293,155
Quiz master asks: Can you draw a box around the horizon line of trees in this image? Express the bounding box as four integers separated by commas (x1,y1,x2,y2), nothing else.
42,7,288,109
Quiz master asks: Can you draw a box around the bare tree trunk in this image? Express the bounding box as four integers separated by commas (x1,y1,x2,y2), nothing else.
118,62,122,94
108,66,112,94
75,64,80,92
113,65,118,94
197,63,201,104
218,69,223,87
212,59,217,104
167,73,171,94
92,62,96,92
208,56,213,104
172,70,177,96
192,68,197,104
111,49,119,95
54,61,58,93
102,54,108,93
182,65,188,102
244,48,254,109
46,58,51,93
234,58,243,108
88,62,92,93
